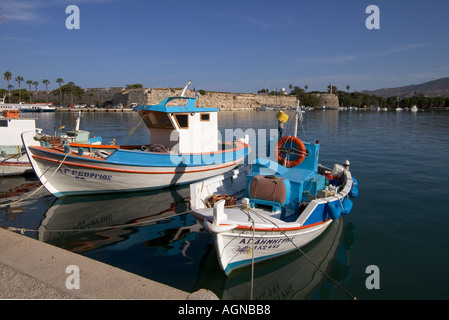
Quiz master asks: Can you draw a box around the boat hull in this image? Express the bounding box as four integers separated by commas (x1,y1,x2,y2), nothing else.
22,131,249,197
0,157,33,176
207,218,333,275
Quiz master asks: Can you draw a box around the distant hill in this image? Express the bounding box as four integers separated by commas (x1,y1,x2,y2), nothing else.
362,77,449,98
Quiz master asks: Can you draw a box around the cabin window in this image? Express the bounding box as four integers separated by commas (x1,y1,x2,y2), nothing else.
147,112,160,128
0,120,8,127
175,114,189,129
156,112,174,129
200,113,210,121
140,111,174,130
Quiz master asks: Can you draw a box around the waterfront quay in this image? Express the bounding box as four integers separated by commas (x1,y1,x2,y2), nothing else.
56,107,134,112
0,228,217,299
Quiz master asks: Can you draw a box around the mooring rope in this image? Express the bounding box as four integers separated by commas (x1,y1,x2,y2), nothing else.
245,207,357,300
0,151,25,165
5,206,197,235
0,152,71,208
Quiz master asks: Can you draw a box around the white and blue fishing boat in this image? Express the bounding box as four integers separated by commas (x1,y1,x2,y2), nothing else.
22,82,250,197
189,104,359,275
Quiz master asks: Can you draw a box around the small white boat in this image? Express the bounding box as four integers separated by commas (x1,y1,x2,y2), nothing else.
22,82,250,197
0,102,55,112
189,105,359,275
0,110,39,176
0,110,99,176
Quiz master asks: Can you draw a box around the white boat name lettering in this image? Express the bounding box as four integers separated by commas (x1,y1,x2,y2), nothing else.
232,237,294,255
59,168,112,181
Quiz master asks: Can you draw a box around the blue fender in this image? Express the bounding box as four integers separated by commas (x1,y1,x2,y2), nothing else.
327,202,342,220
342,198,353,215
350,186,359,198
353,177,358,188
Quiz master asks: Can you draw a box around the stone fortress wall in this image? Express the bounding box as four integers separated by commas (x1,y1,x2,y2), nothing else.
146,87,298,110
34,86,338,110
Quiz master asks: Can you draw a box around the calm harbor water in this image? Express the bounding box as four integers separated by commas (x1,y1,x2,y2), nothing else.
1,109,449,300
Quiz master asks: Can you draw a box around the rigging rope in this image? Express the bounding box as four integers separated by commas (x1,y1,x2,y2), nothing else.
125,115,144,143
0,152,70,208
244,207,357,300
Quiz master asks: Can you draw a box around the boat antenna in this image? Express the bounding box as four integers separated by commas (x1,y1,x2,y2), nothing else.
293,100,299,138
293,99,307,140
75,110,82,132
180,80,192,97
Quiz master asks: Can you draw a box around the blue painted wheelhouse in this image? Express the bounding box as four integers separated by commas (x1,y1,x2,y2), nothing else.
189,102,359,275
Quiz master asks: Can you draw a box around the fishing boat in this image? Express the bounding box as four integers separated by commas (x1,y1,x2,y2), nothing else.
22,82,250,197
189,104,359,275
0,109,39,176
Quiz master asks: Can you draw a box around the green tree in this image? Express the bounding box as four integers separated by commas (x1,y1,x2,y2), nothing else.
15,75,23,102
125,84,143,89
26,80,33,102
3,71,12,102
42,79,50,102
56,78,64,104
4,71,12,88
54,81,84,105
327,84,337,94
33,81,38,102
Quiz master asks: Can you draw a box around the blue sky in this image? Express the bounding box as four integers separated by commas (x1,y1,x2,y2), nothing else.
1,0,449,93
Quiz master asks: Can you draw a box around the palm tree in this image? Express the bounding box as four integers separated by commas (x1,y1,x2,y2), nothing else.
56,78,64,105
42,79,50,102
26,80,33,102
346,85,351,92
33,81,38,102
15,75,24,102
4,71,12,102
304,85,308,92
7,84,13,102
4,71,12,87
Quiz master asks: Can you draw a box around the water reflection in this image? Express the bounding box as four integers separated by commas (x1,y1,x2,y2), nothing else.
37,186,196,253
35,184,355,299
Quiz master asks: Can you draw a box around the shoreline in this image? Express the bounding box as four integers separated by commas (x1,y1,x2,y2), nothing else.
0,227,218,300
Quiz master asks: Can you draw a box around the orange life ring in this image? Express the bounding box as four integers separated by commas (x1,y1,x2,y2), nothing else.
277,135,307,167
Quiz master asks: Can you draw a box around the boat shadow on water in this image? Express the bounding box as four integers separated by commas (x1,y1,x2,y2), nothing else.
36,185,196,253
